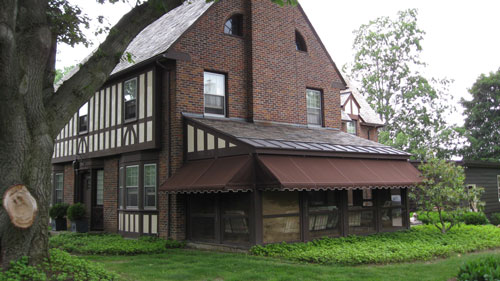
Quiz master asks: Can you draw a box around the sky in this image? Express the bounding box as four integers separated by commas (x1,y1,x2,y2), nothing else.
57,0,500,126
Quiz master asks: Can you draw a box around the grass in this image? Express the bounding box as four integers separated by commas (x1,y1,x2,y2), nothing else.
251,224,500,265
85,248,500,281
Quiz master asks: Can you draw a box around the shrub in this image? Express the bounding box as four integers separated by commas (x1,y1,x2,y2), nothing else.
250,225,500,265
457,255,500,281
462,212,489,225
67,203,86,221
49,203,69,219
50,233,185,255
490,213,500,226
417,211,455,225
0,249,118,281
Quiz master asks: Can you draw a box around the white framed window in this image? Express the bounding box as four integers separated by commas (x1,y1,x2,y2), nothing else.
126,165,139,208
96,170,104,206
54,173,64,204
78,102,88,133
306,89,322,126
144,164,157,209
204,72,226,116
124,78,137,121
346,120,357,135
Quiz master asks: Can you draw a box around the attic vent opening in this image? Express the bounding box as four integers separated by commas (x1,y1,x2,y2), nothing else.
224,14,243,36
295,30,307,52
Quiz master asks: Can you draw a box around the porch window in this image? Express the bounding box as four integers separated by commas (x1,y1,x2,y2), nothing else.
262,191,300,243
379,189,404,230
54,173,64,204
126,165,139,208
204,72,226,116
221,193,250,243
306,89,322,126
78,102,88,133
307,191,340,238
96,170,104,206
144,164,157,209
124,78,137,121
348,189,375,234
190,194,217,241
346,121,357,135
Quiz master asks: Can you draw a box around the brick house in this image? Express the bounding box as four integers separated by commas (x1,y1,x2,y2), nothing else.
51,0,420,246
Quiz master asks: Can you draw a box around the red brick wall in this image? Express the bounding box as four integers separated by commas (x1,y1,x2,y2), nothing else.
103,158,118,233
250,0,343,128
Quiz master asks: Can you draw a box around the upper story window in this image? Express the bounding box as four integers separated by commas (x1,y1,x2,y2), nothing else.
295,30,307,52
306,89,322,126
78,102,88,133
124,78,137,121
53,173,64,204
346,120,357,135
204,72,226,116
224,14,243,36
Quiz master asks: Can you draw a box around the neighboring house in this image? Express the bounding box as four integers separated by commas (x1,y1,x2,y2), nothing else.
459,161,500,216
51,0,420,246
340,83,384,141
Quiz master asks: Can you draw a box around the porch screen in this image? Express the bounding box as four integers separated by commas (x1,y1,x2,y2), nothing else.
348,189,375,234
307,190,340,238
262,191,300,243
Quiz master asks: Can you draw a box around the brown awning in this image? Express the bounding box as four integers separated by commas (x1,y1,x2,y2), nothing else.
257,155,421,191
159,155,255,193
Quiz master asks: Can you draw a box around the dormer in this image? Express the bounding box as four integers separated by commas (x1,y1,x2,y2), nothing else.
341,92,360,117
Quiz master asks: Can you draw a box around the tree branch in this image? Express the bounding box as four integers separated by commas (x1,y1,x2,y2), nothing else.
46,0,184,137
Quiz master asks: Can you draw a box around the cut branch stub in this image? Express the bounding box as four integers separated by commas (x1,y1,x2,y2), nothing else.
2,185,38,229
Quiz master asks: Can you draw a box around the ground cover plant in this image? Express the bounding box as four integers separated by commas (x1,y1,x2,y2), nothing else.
85,249,500,281
0,248,117,281
418,211,490,226
49,233,184,255
457,255,500,281
250,225,500,265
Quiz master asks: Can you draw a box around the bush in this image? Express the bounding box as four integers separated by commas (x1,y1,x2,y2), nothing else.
0,249,118,281
250,225,500,265
49,203,69,219
490,213,500,226
457,255,500,281
67,203,86,221
417,211,455,225
462,212,490,225
50,233,185,255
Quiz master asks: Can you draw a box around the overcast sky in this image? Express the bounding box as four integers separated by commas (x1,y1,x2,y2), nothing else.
57,0,500,126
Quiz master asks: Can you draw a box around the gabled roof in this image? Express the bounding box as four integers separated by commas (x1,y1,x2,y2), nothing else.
187,115,410,157
341,80,384,126
112,0,213,75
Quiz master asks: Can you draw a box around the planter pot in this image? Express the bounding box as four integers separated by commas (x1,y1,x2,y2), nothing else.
54,218,67,231
71,219,88,233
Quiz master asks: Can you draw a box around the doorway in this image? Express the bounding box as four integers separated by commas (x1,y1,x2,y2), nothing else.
77,170,104,230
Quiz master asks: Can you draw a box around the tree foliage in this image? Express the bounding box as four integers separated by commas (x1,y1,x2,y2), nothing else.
460,68,500,162
345,9,459,160
410,158,481,234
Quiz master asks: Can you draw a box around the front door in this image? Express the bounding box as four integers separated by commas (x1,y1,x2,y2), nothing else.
91,170,104,230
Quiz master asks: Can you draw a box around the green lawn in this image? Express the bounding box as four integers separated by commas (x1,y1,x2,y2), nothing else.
85,248,500,281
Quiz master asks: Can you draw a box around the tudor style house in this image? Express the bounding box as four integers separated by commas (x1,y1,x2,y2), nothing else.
51,0,421,246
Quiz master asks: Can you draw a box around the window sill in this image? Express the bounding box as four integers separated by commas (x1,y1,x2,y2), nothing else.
204,113,226,119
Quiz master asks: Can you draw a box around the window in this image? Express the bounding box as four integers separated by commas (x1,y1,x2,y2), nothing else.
124,78,137,121
379,189,404,230
144,164,157,209
295,30,307,52
306,89,322,126
348,189,375,234
118,167,123,208
96,170,104,206
78,102,88,133
346,121,357,135
262,191,300,243
224,14,243,36
190,194,217,241
125,165,139,208
308,191,340,239
204,72,226,116
221,193,250,243
54,173,64,204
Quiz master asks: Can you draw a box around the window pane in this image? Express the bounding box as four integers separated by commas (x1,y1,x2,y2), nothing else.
124,79,137,101
380,189,402,207
144,164,156,187
191,217,216,241
125,100,136,120
126,166,139,187
126,187,138,207
96,170,104,206
262,191,299,215
307,89,321,125
347,121,356,134
263,216,300,243
145,187,156,208
118,167,123,208
191,194,216,215
348,189,373,209
78,102,88,116
223,217,249,243
221,192,249,216
348,210,375,234
54,173,64,204
204,72,225,115
381,208,404,229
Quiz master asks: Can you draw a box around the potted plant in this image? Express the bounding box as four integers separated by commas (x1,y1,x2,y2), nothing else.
67,203,88,233
49,203,69,231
